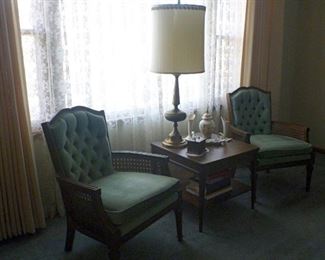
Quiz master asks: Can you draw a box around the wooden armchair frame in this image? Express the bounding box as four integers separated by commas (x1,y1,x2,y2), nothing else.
227,87,314,202
42,107,182,259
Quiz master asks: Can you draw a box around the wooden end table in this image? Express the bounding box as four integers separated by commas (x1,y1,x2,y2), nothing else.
151,139,258,232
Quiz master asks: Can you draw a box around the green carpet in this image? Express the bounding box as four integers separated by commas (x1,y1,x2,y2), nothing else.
1,155,325,260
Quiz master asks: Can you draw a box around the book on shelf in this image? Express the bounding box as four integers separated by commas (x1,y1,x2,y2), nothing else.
195,168,235,184
206,176,231,187
186,185,232,200
187,178,231,194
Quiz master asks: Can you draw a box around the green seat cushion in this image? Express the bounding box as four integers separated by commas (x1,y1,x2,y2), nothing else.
250,134,312,159
90,172,179,225
119,192,178,236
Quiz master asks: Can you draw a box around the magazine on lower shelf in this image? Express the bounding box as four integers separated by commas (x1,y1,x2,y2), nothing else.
186,185,232,200
187,179,231,194
194,169,234,184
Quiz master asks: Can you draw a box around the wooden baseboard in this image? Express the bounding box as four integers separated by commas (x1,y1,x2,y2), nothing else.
314,146,325,154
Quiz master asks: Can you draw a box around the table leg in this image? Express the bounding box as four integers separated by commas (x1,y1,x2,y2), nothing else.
250,161,256,209
198,173,206,232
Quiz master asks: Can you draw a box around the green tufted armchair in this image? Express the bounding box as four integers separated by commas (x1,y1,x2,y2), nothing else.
42,106,182,259
227,87,314,207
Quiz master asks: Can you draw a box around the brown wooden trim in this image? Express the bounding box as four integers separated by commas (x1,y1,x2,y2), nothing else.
227,86,271,131
314,146,325,154
256,159,312,171
228,125,251,143
272,120,309,142
226,90,234,125
230,86,271,96
47,106,105,124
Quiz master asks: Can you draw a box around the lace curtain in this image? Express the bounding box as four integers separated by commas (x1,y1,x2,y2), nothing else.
18,0,246,151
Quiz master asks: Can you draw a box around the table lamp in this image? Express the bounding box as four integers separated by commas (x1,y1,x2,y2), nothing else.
151,3,206,148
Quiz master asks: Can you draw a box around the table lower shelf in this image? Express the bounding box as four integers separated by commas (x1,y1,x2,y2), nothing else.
182,179,250,208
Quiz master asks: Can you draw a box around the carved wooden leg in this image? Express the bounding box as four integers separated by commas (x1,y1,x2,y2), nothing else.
306,152,315,192
65,218,75,252
174,191,183,242
108,247,121,260
250,161,257,209
306,161,314,192
198,173,207,232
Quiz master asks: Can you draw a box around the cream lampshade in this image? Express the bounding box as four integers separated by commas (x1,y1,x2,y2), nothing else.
151,4,206,148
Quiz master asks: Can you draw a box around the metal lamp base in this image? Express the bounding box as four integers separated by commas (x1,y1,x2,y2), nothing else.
162,138,187,148
162,130,187,148
162,74,187,148
162,119,188,147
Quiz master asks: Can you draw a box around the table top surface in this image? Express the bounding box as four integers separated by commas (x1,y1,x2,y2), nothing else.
151,139,259,166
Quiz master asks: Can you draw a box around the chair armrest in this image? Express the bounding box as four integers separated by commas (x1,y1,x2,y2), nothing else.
272,121,309,142
228,125,251,143
57,176,100,193
112,151,170,176
57,176,119,237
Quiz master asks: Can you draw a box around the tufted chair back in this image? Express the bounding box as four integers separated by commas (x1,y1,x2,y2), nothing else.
228,87,272,135
42,106,114,183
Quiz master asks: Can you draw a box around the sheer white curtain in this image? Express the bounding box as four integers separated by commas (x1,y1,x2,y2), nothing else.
19,0,246,151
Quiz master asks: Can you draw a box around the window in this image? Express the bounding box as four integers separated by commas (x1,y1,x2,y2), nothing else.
18,0,246,149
